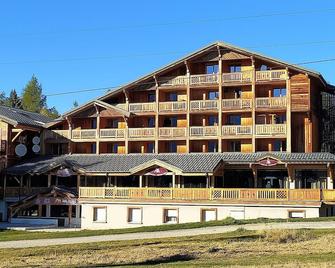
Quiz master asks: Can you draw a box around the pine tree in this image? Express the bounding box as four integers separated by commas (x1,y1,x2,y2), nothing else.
21,75,46,113
7,89,22,108
0,91,7,106
73,100,79,108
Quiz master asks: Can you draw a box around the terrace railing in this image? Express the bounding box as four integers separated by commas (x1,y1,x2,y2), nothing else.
159,127,187,138
72,129,97,139
159,101,187,112
128,128,155,139
255,124,287,135
255,97,287,109
45,130,70,140
222,125,252,136
79,187,322,203
190,126,218,137
159,76,188,87
129,102,156,113
100,128,126,139
222,70,253,83
190,74,219,85
190,100,219,111
255,70,287,81
222,99,252,110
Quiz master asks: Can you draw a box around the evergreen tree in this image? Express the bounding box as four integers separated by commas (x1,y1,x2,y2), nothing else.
0,91,7,106
21,75,46,113
40,106,60,119
73,100,79,108
7,89,22,108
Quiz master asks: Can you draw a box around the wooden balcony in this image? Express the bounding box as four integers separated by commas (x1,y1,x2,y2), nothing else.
222,70,253,84
159,76,188,87
4,187,50,198
72,129,97,140
190,100,218,111
222,125,252,136
222,99,252,110
159,127,187,138
128,128,155,139
256,70,287,82
256,97,287,109
190,74,218,86
45,130,70,140
114,103,128,110
129,102,156,113
79,187,322,204
255,124,287,136
159,101,187,112
100,128,126,139
190,126,218,137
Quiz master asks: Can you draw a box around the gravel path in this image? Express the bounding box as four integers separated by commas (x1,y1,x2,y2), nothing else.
1,221,335,249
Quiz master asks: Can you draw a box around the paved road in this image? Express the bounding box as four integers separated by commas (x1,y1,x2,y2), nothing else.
1,221,335,249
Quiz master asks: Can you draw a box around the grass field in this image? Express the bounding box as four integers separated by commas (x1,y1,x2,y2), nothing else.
1,216,335,242
1,228,335,267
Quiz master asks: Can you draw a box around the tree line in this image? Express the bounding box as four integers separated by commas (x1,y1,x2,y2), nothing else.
0,75,60,119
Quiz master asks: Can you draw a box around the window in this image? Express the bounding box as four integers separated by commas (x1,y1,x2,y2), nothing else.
228,115,241,125
169,141,177,153
91,143,97,154
128,208,142,224
234,89,242,99
201,209,217,222
169,93,178,101
206,64,218,74
163,117,177,127
273,140,286,152
208,141,218,152
93,207,107,222
147,142,155,153
260,64,269,71
112,143,118,153
230,141,241,152
163,209,178,223
208,115,218,126
208,91,219,100
148,117,155,127
91,118,97,129
274,114,286,124
148,92,156,102
273,88,286,97
230,65,241,73
112,119,119,128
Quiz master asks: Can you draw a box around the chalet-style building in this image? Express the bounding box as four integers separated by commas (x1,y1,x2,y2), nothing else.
2,41,335,229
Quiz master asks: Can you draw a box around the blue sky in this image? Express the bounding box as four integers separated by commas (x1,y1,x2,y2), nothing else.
1,0,335,114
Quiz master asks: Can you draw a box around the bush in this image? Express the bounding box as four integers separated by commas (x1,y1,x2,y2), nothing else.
260,229,315,243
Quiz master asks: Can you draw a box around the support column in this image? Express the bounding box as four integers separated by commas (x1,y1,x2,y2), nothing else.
251,58,256,152
172,173,176,188
287,165,295,189
47,174,52,187
286,68,291,152
185,61,190,153
251,165,258,188
139,175,143,188
77,174,80,190
46,205,51,217
218,52,223,153
68,205,72,226
328,164,334,189
145,176,149,187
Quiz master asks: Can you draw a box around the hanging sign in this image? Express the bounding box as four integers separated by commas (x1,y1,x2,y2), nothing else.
146,167,168,176
35,197,77,205
257,157,279,167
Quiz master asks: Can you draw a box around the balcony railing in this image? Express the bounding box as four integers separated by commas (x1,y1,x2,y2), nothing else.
72,129,97,139
190,100,218,111
100,128,126,139
222,70,253,83
190,126,218,137
129,102,156,113
159,127,187,138
45,130,70,140
159,76,188,87
255,124,287,135
222,99,252,110
256,70,287,81
114,103,128,110
159,101,187,112
190,74,219,85
79,187,322,203
128,128,155,139
222,125,252,136
256,97,287,109
4,187,51,198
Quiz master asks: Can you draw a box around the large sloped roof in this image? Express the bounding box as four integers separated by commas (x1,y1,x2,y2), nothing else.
59,41,333,119
0,105,53,128
6,152,335,176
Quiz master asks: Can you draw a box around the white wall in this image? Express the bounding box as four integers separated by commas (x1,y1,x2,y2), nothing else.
80,201,321,230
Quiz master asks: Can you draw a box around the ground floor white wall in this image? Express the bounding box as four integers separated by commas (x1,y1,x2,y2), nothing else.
80,201,321,230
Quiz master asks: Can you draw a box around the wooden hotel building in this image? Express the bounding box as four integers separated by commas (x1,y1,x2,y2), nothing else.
3,41,335,228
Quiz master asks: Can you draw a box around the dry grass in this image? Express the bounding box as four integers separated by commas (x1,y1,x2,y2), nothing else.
0,229,335,267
